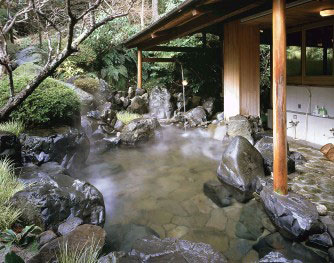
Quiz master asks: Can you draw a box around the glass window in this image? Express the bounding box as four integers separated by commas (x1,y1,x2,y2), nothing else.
287,31,302,76
306,25,333,76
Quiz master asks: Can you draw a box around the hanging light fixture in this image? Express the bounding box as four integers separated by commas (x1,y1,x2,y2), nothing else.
320,9,334,17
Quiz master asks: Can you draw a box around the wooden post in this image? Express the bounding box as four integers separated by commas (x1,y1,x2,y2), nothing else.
137,48,143,89
273,0,288,195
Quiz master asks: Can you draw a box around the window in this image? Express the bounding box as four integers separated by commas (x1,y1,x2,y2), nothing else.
287,31,302,76
306,25,333,76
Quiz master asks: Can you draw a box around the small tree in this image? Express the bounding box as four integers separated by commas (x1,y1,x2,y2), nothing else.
0,0,135,121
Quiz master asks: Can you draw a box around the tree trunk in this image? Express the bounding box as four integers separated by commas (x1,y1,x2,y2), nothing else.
152,0,158,22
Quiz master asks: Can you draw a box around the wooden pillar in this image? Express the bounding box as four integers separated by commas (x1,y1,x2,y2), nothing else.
273,0,288,195
137,48,143,89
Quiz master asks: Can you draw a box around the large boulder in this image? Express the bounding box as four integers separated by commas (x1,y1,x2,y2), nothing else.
203,180,232,207
226,115,254,144
20,126,90,175
28,224,106,263
149,86,174,119
185,106,207,126
254,232,327,263
120,118,161,145
260,186,323,241
15,46,45,66
128,96,148,114
255,136,295,175
0,131,22,164
99,235,227,263
10,162,105,230
63,82,95,113
217,136,265,202
202,97,217,118
106,224,159,252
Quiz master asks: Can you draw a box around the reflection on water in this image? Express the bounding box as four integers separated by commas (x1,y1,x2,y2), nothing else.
80,127,334,262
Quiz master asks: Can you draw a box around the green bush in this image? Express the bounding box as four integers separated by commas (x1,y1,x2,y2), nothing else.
0,121,25,136
0,63,80,127
0,158,24,231
74,78,100,94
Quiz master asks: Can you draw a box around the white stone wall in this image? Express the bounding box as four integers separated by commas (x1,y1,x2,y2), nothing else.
268,85,334,146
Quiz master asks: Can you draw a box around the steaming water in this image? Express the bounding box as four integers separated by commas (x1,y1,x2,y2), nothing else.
79,126,334,262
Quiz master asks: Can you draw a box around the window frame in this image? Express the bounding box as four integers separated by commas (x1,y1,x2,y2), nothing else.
287,19,334,86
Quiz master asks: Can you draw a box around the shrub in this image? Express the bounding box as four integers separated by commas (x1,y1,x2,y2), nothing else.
74,78,100,94
116,111,141,125
57,240,101,263
0,158,24,230
0,63,81,127
0,121,25,136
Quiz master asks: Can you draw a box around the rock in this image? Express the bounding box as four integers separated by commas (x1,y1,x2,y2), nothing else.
217,136,264,202
203,180,232,207
255,136,295,175
81,116,97,138
98,79,113,101
128,87,136,99
149,86,174,119
175,92,190,112
290,151,307,165
58,217,83,236
11,163,105,230
15,46,45,66
259,252,302,263
87,110,101,120
120,118,161,145
216,112,224,121
307,232,333,249
236,199,267,241
106,224,159,252
28,224,106,263
114,120,125,132
185,106,207,126
191,96,201,107
227,115,254,144
254,232,327,263
38,230,57,247
317,204,328,216
0,131,22,165
260,186,323,241
128,96,148,114
65,82,95,113
135,88,146,96
20,127,90,175
92,137,121,155
329,247,334,263
202,97,216,117
127,235,227,262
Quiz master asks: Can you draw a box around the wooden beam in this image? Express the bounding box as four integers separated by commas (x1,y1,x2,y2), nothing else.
144,46,219,53
139,2,263,49
272,0,288,195
137,48,142,89
142,57,176,63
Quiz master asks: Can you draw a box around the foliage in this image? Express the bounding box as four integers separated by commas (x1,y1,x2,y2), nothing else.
74,78,100,94
116,111,142,125
260,45,271,114
56,60,85,80
0,121,24,136
0,64,81,127
57,239,101,263
0,158,24,231
3,251,25,263
0,225,42,249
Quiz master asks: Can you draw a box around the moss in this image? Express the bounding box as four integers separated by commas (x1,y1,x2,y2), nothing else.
74,78,100,94
0,63,80,128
